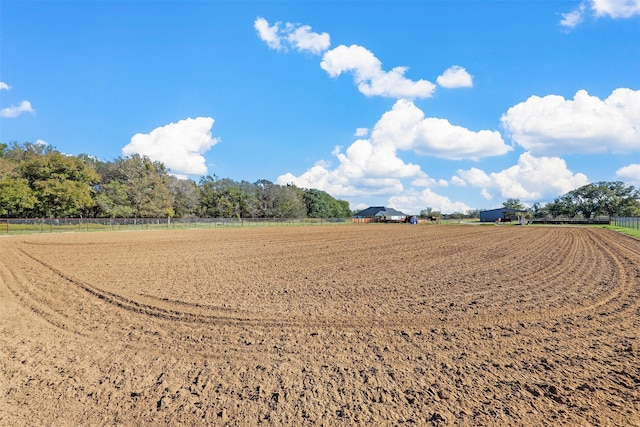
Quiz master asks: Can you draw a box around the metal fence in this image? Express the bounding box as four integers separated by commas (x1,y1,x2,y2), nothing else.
614,217,640,230
0,217,351,235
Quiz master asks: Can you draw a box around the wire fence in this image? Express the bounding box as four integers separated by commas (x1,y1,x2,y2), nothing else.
614,217,640,230
0,217,352,235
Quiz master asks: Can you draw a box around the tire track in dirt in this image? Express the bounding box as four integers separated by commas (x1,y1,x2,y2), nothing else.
0,243,92,338
12,226,638,332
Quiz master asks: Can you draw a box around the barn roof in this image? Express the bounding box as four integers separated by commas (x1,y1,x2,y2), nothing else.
480,207,527,214
353,206,408,218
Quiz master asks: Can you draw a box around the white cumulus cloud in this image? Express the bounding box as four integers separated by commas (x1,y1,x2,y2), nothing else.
388,188,472,215
122,117,219,177
561,0,640,28
254,17,282,50
616,163,640,186
254,17,330,54
285,23,331,55
592,0,640,18
501,88,640,155
276,133,426,199
436,66,473,88
0,82,10,91
455,152,590,201
354,127,369,137
0,100,34,118
373,99,511,160
276,100,509,205
321,44,436,99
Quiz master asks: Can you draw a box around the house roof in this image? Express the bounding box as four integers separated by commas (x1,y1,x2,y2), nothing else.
353,206,408,218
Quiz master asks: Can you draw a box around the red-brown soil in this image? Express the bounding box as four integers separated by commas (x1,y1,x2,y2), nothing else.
1,225,639,426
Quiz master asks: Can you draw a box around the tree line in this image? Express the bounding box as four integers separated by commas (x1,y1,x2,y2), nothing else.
503,181,640,219
0,142,352,219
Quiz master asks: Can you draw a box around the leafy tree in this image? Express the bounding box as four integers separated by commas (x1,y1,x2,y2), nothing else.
252,179,281,218
199,176,251,218
0,177,37,216
552,194,581,218
566,183,601,219
116,154,174,218
502,198,525,210
94,181,136,218
169,176,200,217
621,199,640,216
4,141,55,162
302,188,350,218
597,181,638,220
465,209,480,219
419,208,434,218
18,149,100,217
531,202,548,218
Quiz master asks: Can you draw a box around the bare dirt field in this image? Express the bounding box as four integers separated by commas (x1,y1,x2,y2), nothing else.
1,224,639,426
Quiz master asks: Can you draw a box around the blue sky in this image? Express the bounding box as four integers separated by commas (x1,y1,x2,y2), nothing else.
1,1,639,214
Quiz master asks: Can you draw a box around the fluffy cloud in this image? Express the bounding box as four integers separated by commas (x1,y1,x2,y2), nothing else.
388,189,472,215
276,100,509,208
0,100,34,118
321,45,436,98
257,19,471,99
276,133,426,199
373,99,511,160
561,0,640,27
455,152,590,201
354,127,369,137
254,17,330,54
501,88,640,155
122,117,219,177
0,82,35,118
436,66,473,88
286,23,331,55
616,164,640,186
561,4,587,27
277,132,425,197
591,0,640,17
254,17,282,50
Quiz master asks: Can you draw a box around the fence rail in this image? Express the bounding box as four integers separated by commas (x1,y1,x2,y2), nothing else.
529,217,610,225
614,217,640,230
0,217,351,235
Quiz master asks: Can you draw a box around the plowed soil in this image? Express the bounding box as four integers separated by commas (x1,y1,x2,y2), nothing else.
1,225,639,426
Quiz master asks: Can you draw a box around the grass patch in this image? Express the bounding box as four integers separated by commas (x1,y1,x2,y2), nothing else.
603,225,640,239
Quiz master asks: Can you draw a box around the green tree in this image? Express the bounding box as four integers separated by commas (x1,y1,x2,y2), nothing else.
199,176,251,218
531,202,548,218
502,198,525,210
94,181,136,218
169,176,200,217
252,179,280,218
597,181,638,220
278,184,307,218
0,177,37,216
465,209,480,219
18,148,100,217
566,183,601,219
419,208,434,219
116,154,174,218
302,188,351,218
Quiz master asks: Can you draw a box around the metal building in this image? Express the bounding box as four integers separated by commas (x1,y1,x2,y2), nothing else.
479,207,527,223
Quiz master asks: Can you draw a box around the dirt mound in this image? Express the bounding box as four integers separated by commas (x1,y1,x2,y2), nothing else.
1,225,639,425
